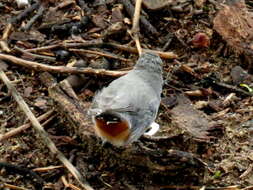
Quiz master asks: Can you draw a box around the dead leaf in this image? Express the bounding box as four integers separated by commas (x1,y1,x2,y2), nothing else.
111,5,124,23
24,86,33,97
9,31,45,43
34,98,47,109
231,66,252,85
0,61,8,71
213,0,253,56
92,14,108,29
170,94,214,141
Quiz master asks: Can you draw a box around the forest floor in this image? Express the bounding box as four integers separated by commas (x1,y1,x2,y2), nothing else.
0,0,252,189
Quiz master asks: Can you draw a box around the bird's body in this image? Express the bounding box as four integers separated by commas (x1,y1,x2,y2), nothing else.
90,53,163,146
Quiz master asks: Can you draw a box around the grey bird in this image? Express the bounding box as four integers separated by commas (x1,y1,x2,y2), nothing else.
89,52,163,146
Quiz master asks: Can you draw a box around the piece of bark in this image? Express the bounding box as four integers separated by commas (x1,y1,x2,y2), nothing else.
213,0,253,56
170,94,214,141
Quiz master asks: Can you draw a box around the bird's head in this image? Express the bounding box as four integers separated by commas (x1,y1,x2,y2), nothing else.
134,52,163,74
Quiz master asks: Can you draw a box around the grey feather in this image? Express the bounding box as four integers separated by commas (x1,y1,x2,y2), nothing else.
90,52,163,145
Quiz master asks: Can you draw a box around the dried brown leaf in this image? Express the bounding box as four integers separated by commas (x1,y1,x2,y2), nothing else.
213,0,253,56
170,94,214,141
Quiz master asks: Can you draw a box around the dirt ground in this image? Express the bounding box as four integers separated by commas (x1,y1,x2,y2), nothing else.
0,0,252,189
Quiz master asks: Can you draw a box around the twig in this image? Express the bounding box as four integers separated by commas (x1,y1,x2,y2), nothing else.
0,41,11,53
0,53,128,77
0,69,94,190
104,43,178,59
0,110,54,142
25,44,61,53
68,184,82,190
33,165,63,172
0,23,12,52
62,176,82,190
25,40,178,59
54,0,76,10
14,46,56,62
22,4,45,31
25,39,103,52
215,81,253,96
239,163,253,179
1,23,12,40
3,183,29,190
118,0,158,35
69,48,131,62
11,1,40,24
130,0,143,55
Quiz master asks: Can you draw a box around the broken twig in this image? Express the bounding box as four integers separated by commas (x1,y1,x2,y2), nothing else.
104,42,178,59
69,48,131,62
0,53,127,77
14,46,56,62
131,0,143,55
0,110,54,142
118,0,158,35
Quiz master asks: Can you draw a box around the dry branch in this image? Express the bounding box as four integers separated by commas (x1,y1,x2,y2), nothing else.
25,40,178,59
104,42,178,59
118,0,158,35
14,46,56,62
131,0,143,55
0,53,127,77
69,48,131,62
0,110,54,142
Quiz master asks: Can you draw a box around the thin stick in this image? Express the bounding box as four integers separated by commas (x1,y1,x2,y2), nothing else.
0,110,54,142
118,0,158,35
0,23,12,52
0,53,127,77
0,69,94,190
104,43,178,59
22,5,45,31
131,0,142,33
25,40,178,59
14,46,56,62
2,23,12,40
131,0,143,55
0,41,10,52
25,44,60,53
33,165,63,172
25,39,103,53
3,183,28,190
11,1,40,24
134,36,142,56
69,48,131,62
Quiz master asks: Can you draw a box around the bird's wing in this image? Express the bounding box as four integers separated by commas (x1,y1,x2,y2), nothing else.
126,98,160,144
98,72,159,108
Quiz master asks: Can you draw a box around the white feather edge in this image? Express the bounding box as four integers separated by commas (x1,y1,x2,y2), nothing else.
144,122,160,136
